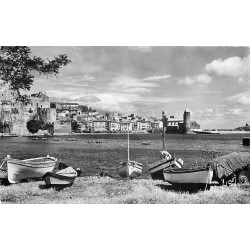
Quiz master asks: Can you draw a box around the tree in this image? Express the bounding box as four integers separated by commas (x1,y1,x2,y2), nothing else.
0,121,3,133
71,120,79,132
105,112,110,119
26,119,41,134
79,105,88,112
0,46,71,102
71,120,79,133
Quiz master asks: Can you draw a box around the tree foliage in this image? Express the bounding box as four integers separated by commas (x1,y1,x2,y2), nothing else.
71,120,79,133
26,119,41,134
0,46,71,102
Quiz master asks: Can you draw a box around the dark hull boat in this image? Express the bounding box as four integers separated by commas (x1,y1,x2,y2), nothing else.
147,111,183,180
148,152,183,180
43,167,77,187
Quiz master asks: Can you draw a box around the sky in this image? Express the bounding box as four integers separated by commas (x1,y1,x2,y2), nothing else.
30,46,250,129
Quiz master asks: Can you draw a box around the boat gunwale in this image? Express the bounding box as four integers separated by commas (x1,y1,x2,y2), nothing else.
43,172,77,181
117,161,143,170
163,167,212,174
7,158,57,169
148,158,182,171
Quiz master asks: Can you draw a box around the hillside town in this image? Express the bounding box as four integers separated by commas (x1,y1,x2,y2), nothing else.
0,89,200,136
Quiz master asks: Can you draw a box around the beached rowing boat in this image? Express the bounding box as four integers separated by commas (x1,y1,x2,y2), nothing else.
0,156,9,180
163,167,213,189
117,161,142,179
147,111,184,180
7,155,57,184
148,151,183,180
43,167,77,186
116,129,142,179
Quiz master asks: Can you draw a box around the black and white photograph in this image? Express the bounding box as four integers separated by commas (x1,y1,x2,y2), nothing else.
1,45,250,204
0,1,249,250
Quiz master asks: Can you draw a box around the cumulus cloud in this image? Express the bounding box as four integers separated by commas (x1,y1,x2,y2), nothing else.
142,75,171,81
205,55,250,77
227,92,250,105
226,108,243,115
178,74,212,85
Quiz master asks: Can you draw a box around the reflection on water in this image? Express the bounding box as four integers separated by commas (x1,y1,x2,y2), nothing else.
1,133,250,178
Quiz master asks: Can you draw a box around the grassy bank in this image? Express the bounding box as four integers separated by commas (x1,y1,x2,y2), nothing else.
1,176,250,204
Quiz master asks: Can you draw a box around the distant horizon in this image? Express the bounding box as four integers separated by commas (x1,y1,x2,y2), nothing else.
25,46,250,129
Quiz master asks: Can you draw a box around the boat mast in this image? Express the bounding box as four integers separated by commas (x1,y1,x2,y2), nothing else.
127,124,130,162
162,111,166,150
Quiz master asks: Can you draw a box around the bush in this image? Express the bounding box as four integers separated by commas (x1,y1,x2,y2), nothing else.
71,120,80,133
26,119,41,134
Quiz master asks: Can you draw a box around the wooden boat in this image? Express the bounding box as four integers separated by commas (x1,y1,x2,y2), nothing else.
58,162,82,177
7,155,57,184
43,167,77,187
147,111,184,180
117,161,143,179
0,156,9,180
148,151,183,180
193,130,220,135
163,167,213,189
0,169,7,179
116,130,142,179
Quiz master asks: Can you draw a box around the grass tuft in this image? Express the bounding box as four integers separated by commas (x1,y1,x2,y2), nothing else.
1,178,250,204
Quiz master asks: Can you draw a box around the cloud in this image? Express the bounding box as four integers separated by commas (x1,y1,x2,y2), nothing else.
227,92,250,105
225,108,243,115
177,74,212,85
128,46,152,53
63,74,96,82
142,75,171,81
205,55,250,77
111,76,158,87
75,95,101,103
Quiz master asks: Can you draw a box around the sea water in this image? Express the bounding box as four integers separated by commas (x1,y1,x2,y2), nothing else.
1,133,250,178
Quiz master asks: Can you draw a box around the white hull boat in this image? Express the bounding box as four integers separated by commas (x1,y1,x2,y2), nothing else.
7,155,57,184
163,167,213,189
116,161,142,179
116,129,142,179
43,167,77,186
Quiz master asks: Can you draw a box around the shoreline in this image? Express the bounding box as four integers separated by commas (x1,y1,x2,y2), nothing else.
2,131,250,138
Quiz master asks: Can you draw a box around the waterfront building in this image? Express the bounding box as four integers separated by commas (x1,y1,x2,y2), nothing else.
0,89,56,136
135,120,150,132
166,109,200,134
120,121,133,132
92,120,110,132
110,121,120,132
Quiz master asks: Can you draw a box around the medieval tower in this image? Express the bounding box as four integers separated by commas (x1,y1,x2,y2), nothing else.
183,108,191,134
